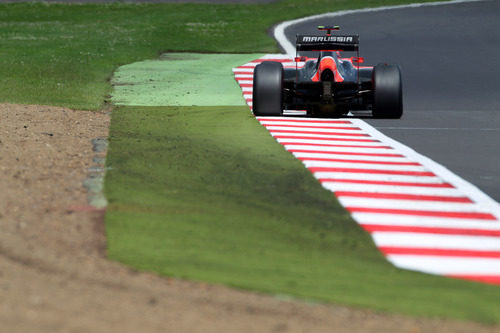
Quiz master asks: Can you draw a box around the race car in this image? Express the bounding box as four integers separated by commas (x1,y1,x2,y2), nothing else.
252,25,403,118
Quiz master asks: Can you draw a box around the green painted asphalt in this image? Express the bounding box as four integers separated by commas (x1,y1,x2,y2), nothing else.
111,53,262,106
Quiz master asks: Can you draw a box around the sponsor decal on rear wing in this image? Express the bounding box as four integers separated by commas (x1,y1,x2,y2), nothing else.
296,35,359,51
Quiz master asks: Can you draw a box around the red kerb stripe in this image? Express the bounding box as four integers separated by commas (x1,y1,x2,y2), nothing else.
380,246,500,258
447,275,500,285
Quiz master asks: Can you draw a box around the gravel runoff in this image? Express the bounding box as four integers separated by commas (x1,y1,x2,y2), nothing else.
1,102,499,332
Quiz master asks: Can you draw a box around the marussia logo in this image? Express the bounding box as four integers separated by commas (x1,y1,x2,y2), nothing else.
303,36,353,42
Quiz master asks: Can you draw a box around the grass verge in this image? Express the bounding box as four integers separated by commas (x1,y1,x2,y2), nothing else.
105,105,500,324
1,0,440,109
111,53,262,106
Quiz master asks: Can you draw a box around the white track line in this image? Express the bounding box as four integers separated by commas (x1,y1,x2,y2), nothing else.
273,0,487,56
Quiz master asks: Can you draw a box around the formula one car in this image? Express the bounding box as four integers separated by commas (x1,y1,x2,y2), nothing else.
253,25,403,118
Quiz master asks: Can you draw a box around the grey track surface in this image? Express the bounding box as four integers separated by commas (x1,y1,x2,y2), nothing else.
283,0,500,201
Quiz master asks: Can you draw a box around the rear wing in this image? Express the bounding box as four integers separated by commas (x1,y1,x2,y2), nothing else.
296,35,359,52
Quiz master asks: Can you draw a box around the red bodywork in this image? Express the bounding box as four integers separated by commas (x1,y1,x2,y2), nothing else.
311,56,345,82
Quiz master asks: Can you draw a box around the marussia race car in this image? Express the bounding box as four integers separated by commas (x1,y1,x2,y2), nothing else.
252,25,403,118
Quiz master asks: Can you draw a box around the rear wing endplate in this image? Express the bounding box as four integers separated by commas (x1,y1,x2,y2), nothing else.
296,35,359,52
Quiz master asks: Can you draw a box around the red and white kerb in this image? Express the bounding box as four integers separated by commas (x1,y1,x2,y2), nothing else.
233,54,500,286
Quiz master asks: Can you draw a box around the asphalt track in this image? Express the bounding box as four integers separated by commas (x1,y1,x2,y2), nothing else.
280,0,500,202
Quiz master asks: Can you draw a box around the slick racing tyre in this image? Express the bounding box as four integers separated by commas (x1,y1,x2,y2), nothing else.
372,64,403,119
252,61,284,116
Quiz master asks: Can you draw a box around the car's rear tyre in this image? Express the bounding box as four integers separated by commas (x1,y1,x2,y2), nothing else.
252,61,283,117
372,64,403,119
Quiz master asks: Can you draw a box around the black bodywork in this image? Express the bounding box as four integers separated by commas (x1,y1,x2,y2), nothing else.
283,34,373,116
252,27,403,118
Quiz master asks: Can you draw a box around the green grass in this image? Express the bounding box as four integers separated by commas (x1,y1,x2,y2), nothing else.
0,0,440,109
106,105,500,324
111,53,262,106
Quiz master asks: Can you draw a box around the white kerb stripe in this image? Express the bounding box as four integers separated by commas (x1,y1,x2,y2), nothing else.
237,80,253,85
276,138,385,146
313,172,442,184
352,213,500,230
258,116,346,121
283,145,395,154
260,121,358,128
233,68,255,73
321,182,465,197
266,126,364,134
387,256,500,275
274,132,377,140
372,232,500,251
338,197,482,213
292,152,412,163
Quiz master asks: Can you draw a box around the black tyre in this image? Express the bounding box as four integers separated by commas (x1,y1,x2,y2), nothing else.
252,61,283,116
372,64,403,119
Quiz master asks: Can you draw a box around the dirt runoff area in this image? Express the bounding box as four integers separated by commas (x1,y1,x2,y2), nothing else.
0,103,498,333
